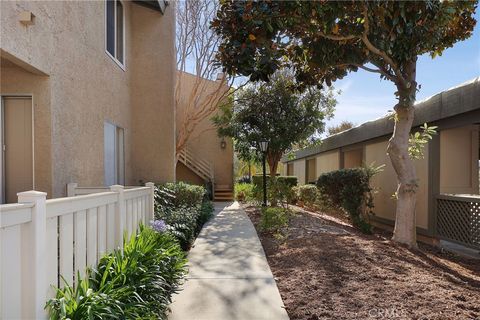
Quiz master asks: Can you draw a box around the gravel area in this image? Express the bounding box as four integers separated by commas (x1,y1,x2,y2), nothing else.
243,204,480,320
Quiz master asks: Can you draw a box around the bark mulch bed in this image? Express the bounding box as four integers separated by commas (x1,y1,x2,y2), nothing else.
243,204,480,320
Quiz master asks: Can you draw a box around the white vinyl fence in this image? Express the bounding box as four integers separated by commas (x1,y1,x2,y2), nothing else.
0,183,155,319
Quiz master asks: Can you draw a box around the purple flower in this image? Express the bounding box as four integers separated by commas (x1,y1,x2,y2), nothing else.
150,219,167,233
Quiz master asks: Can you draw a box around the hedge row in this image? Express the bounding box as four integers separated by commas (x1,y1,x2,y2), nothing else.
154,181,214,250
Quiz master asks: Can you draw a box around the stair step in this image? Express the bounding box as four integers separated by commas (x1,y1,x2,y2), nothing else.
214,189,234,200
214,197,234,201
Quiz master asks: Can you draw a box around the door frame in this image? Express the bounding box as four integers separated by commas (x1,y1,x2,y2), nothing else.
104,120,125,186
0,95,35,204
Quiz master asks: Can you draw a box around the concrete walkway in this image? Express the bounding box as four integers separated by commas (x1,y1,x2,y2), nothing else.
169,202,289,320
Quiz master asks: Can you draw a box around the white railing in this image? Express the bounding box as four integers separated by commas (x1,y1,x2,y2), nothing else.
178,147,214,183
0,183,155,319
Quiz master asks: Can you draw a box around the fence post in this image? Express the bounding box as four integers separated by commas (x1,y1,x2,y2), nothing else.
67,182,78,197
110,185,125,250
145,182,155,222
17,191,47,319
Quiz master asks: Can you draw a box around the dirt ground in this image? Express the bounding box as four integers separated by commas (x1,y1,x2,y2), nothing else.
243,204,480,320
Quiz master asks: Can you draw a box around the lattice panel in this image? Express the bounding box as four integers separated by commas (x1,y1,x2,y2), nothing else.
437,198,480,250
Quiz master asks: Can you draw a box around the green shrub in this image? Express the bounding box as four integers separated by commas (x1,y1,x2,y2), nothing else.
316,165,382,233
154,185,176,215
296,184,319,207
46,226,187,319
268,177,296,207
154,182,214,249
162,181,206,208
252,176,298,206
260,207,290,233
252,175,298,189
158,205,200,250
196,201,214,235
235,183,254,202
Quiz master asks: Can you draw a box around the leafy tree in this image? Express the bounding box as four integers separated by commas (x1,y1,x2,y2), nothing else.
327,121,356,136
213,70,336,177
212,0,476,247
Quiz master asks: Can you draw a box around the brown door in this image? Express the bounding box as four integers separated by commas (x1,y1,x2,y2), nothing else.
3,97,33,203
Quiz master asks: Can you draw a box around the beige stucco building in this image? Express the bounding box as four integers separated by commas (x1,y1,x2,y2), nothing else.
175,71,234,200
283,78,480,249
0,0,176,202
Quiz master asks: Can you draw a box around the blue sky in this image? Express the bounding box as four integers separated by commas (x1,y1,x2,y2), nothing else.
328,10,480,130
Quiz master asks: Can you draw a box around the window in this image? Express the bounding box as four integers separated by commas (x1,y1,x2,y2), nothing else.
306,158,317,184
104,122,125,186
287,163,294,176
106,0,124,67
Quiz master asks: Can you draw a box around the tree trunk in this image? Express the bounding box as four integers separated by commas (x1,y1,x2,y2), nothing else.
387,62,418,247
267,152,281,178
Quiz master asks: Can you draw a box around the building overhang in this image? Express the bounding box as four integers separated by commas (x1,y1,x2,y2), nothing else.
132,0,167,14
283,77,480,163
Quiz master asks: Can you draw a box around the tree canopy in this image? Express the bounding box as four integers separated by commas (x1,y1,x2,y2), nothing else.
212,1,476,106
211,0,477,247
213,70,336,176
327,120,356,136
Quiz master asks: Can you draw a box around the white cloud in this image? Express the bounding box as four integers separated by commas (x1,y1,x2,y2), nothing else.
326,94,395,128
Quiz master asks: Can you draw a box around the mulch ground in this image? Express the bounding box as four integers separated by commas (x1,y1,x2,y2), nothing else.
243,204,480,320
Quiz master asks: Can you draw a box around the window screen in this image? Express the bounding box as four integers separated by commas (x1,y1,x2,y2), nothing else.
106,0,124,65
106,0,115,57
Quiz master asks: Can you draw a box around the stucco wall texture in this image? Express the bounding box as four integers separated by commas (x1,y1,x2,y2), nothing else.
0,1,176,198
365,139,429,230
440,125,479,194
290,138,430,230
175,71,233,188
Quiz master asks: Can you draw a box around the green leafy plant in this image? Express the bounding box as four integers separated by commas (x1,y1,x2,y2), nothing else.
408,123,437,160
317,165,383,233
235,183,254,202
46,273,130,320
154,185,176,215
46,226,187,320
259,207,290,235
154,182,214,250
251,175,298,206
162,182,206,208
159,205,200,250
296,185,319,208
196,200,214,235
267,177,296,208
251,175,298,189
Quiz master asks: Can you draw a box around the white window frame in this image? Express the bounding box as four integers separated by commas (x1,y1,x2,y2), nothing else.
104,0,126,70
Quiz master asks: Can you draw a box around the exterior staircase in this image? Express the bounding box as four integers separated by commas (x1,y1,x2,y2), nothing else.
178,147,234,201
214,185,234,202
178,147,213,182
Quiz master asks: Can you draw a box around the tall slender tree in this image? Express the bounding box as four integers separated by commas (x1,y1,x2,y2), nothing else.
212,0,477,246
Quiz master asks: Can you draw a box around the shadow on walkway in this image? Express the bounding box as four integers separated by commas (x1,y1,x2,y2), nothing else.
168,202,289,320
